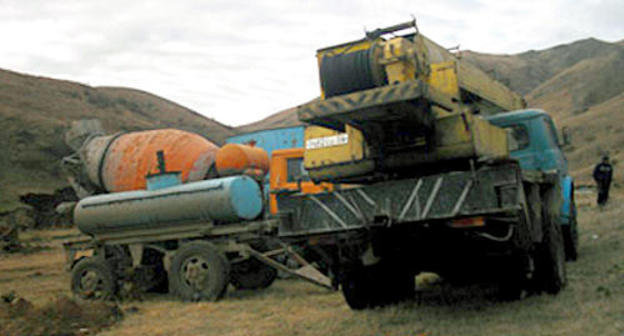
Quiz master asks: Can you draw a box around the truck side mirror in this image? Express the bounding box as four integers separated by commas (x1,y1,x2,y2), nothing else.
561,127,571,147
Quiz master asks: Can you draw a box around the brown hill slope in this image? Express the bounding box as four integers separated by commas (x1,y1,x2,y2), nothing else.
0,68,234,211
462,38,623,95
561,92,624,184
526,49,624,119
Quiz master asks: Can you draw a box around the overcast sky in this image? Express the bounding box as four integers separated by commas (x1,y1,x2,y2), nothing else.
2,0,623,126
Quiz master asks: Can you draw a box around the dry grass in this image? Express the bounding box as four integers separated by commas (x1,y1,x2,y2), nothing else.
1,193,623,335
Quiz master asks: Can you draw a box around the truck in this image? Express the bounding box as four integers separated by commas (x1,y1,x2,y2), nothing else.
267,20,577,309
486,110,578,261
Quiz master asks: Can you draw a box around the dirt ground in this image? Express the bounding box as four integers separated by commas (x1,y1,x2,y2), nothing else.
1,190,622,336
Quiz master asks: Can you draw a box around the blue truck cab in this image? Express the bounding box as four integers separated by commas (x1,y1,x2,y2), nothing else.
487,109,578,260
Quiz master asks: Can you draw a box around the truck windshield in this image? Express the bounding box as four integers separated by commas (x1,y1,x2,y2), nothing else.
505,125,530,150
287,157,311,182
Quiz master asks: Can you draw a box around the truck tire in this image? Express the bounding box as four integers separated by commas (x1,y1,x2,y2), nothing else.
497,256,530,301
341,264,414,310
169,241,230,301
230,259,277,290
341,267,376,310
71,257,116,300
562,203,579,261
562,225,578,261
535,187,567,294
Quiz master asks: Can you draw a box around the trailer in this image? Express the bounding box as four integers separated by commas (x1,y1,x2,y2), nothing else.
64,217,332,301
63,151,332,301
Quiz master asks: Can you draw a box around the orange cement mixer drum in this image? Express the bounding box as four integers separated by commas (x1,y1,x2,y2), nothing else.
215,143,269,177
101,129,218,192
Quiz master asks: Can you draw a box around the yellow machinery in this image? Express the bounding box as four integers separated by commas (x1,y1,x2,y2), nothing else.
299,20,525,182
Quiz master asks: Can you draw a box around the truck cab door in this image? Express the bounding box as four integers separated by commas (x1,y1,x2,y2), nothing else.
269,148,333,214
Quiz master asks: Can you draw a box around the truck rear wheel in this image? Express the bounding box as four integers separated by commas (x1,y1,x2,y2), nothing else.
497,256,530,301
230,259,277,290
71,257,116,300
535,187,567,294
341,264,414,310
169,241,230,301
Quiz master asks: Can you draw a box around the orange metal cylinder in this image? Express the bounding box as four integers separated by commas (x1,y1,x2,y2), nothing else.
215,143,269,177
97,129,218,192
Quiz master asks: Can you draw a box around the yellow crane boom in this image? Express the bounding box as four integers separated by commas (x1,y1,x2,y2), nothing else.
298,19,525,182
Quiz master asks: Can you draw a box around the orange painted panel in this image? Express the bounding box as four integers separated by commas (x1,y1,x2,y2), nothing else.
215,143,269,177
101,129,218,192
269,148,333,214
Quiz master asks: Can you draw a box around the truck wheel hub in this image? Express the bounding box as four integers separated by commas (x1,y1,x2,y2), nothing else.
182,257,210,289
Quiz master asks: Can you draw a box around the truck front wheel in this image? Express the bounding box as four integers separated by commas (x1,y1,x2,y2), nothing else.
169,241,230,301
563,204,579,261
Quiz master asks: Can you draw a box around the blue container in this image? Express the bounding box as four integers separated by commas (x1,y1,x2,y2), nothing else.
226,126,305,158
146,172,182,190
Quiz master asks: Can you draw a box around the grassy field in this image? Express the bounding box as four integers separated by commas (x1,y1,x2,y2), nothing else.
1,190,622,336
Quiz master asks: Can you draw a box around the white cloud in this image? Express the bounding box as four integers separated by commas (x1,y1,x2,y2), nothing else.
0,0,623,126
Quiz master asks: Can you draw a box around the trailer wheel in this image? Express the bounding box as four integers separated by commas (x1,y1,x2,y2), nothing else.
169,241,230,301
71,257,116,300
535,187,567,294
230,259,277,290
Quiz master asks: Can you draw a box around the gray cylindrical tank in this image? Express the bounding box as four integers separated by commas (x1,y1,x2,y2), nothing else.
74,176,263,236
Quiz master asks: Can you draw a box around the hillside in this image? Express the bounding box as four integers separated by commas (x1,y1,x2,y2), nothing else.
461,38,623,95
462,38,624,119
0,68,235,211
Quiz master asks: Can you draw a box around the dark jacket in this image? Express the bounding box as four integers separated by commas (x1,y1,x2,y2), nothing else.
593,162,613,185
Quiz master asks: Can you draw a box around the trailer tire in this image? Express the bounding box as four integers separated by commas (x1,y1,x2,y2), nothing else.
71,257,116,300
230,259,277,290
169,241,230,301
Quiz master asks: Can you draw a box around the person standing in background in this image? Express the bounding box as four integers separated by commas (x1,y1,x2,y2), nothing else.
593,156,613,206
